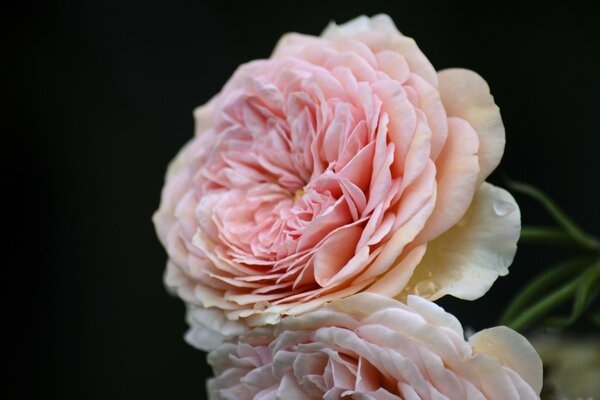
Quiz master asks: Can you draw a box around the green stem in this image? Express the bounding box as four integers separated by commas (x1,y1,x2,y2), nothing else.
545,263,600,328
519,227,577,247
507,277,579,332
499,257,591,325
507,179,600,252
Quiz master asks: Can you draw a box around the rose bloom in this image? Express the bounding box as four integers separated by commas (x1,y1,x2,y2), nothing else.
532,333,600,399
207,293,542,399
153,14,521,349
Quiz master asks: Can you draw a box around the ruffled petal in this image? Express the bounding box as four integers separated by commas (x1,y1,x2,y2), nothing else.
416,117,479,243
469,326,543,395
402,183,520,301
438,68,505,185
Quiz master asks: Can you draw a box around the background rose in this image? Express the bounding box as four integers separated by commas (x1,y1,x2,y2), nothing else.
208,293,542,399
532,333,600,399
153,14,520,349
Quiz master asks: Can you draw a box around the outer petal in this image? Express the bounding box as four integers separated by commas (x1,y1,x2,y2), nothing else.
193,97,216,136
321,14,401,37
322,15,438,86
365,245,427,297
402,182,520,301
152,142,192,245
358,160,437,281
271,32,324,59
415,117,479,243
469,326,543,396
326,292,402,321
208,293,542,399
406,295,463,337
184,305,248,351
438,68,505,185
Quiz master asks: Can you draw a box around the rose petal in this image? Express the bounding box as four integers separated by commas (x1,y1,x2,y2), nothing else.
438,68,505,185
403,183,520,301
361,161,436,281
184,305,248,351
415,116,480,243
314,225,363,286
406,295,463,338
469,326,543,395
365,245,427,297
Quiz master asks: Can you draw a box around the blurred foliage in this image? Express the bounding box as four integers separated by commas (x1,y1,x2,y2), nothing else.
500,180,600,332
533,333,600,399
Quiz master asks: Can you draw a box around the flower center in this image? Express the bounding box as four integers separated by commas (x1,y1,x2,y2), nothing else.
293,188,305,201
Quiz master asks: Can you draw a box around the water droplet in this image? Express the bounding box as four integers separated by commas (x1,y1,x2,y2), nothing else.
492,199,515,217
413,279,440,298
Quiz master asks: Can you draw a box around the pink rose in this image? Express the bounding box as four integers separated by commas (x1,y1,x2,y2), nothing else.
153,14,520,349
207,293,542,399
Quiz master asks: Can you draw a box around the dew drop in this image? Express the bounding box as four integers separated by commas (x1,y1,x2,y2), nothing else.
413,279,440,298
492,199,515,217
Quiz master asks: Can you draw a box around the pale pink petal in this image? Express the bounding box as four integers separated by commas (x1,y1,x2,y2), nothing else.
403,183,520,301
405,73,448,160
363,161,436,279
469,327,543,395
415,117,480,243
271,32,324,59
155,14,515,350
371,80,417,176
438,68,505,185
313,225,363,286
396,110,432,194
375,51,410,82
364,245,426,296
208,293,542,399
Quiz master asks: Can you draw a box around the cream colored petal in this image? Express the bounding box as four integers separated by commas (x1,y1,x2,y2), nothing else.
415,117,480,244
368,14,403,33
152,176,188,248
192,97,216,136
321,14,400,39
402,182,520,301
504,369,541,399
184,305,248,351
406,295,463,337
283,277,375,317
166,140,192,180
321,15,437,86
438,68,505,185
365,245,427,297
326,292,402,321
469,326,543,395
271,32,325,59
322,15,372,38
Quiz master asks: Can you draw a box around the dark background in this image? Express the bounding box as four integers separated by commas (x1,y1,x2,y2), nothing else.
7,1,600,398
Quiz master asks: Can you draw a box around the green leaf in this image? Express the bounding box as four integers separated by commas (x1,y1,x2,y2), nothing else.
520,226,577,247
545,262,600,329
590,309,600,327
499,257,592,325
507,179,600,252
506,276,580,332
